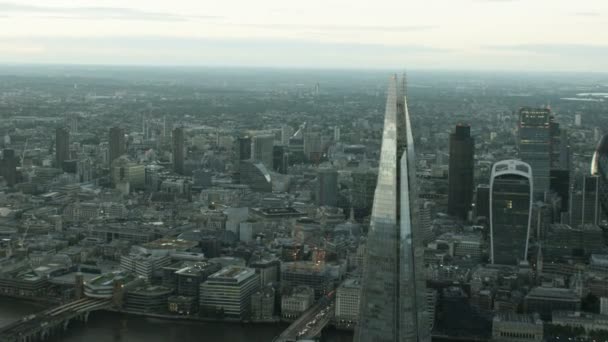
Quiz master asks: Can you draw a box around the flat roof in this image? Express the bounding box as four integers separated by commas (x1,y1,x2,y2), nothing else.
88,271,137,287
209,266,254,281
141,238,198,251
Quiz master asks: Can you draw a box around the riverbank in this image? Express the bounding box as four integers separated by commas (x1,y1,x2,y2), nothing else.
107,307,283,325
0,298,353,342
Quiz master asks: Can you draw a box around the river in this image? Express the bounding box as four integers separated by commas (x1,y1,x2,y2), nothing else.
0,297,353,341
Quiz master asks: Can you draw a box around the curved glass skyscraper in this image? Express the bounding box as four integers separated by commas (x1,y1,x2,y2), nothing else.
490,160,533,265
356,75,430,342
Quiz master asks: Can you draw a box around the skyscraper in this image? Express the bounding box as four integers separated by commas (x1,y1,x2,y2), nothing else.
0,149,17,186
351,169,377,219
447,124,474,220
251,134,274,170
55,127,70,170
569,175,600,227
518,108,551,201
109,127,126,168
272,145,288,174
490,160,533,265
237,136,252,161
317,168,338,207
592,134,608,220
356,75,430,342
172,127,185,175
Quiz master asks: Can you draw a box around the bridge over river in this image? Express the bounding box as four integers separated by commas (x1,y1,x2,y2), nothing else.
0,297,111,342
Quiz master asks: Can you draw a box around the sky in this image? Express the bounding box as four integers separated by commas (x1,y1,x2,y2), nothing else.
0,0,607,71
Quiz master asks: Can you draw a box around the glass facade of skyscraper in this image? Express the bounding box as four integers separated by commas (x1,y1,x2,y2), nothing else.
490,160,533,265
592,133,608,221
518,108,551,201
356,75,430,342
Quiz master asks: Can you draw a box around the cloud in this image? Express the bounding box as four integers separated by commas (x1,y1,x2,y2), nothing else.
0,2,219,21
0,35,447,52
484,43,608,55
240,24,438,33
0,36,449,68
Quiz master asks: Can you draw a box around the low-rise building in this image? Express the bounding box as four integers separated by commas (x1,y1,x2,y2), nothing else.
524,286,580,320
168,295,198,315
492,313,543,342
552,311,608,332
124,285,173,313
281,285,315,320
84,270,143,299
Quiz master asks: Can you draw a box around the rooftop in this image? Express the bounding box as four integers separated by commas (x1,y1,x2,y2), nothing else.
493,313,542,324
141,238,198,251
209,266,255,282
87,270,137,287
526,286,580,301
340,278,362,289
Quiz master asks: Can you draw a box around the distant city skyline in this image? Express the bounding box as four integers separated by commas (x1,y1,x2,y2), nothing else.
0,0,607,72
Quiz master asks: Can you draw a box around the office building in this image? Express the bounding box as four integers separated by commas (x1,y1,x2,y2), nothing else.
569,175,600,227
551,122,571,170
447,124,474,220
110,156,145,190
304,131,322,163
172,127,185,175
351,169,377,218
553,311,608,333
199,266,259,319
249,259,279,287
175,262,222,298
251,134,274,170
109,127,126,167
492,313,543,342
592,133,608,220
544,223,605,262
518,108,551,200
280,262,333,299
251,286,275,320
239,160,272,192
475,184,490,219
272,145,288,174
490,160,533,265
281,285,315,320
237,136,252,161
55,127,70,170
124,285,173,313
356,75,430,342
335,278,361,327
0,149,17,186
524,287,581,320
120,252,172,280
317,168,338,207
550,169,570,213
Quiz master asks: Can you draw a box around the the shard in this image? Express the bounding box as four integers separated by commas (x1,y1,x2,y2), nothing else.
356,74,430,342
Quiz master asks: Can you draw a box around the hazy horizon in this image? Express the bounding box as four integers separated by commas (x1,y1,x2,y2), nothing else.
1,0,607,72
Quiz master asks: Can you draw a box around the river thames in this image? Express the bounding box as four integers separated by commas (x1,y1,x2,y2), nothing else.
0,297,353,341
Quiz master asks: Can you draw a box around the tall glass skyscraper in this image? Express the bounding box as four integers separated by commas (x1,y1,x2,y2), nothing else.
592,133,608,221
518,108,551,201
490,160,533,265
356,75,430,342
447,124,474,220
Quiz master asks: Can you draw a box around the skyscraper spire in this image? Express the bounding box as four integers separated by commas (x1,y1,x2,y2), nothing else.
356,74,430,342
